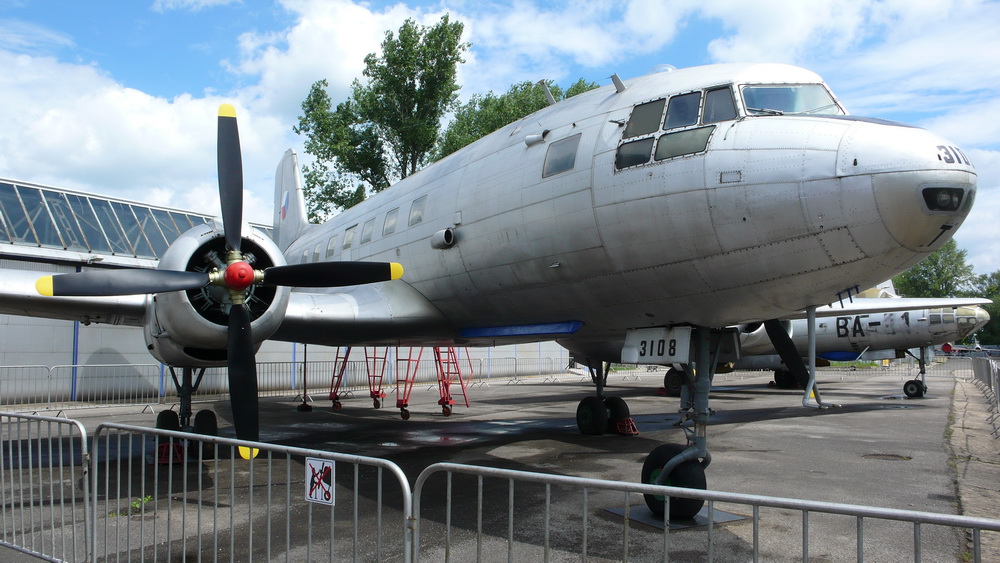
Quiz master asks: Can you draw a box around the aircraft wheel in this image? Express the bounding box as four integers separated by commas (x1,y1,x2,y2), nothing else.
576,396,608,435
193,410,218,459
663,369,684,397
332,400,342,411
604,396,630,433
641,443,707,520
400,408,410,421
442,405,452,417
155,410,180,431
903,380,925,398
373,398,381,409
773,369,797,389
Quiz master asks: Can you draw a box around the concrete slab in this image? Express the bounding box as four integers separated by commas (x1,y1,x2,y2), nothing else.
4,358,998,561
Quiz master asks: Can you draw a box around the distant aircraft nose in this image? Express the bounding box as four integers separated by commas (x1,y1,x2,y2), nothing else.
836,120,977,253
975,306,990,331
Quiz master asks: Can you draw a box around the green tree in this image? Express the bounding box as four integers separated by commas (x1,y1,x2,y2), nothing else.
891,239,976,298
968,270,1000,346
433,78,600,160
294,15,468,220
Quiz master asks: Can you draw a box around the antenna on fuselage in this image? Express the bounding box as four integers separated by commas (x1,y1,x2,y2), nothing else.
611,73,627,93
536,80,557,106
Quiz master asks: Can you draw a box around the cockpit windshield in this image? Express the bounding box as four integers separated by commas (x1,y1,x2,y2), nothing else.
742,84,843,116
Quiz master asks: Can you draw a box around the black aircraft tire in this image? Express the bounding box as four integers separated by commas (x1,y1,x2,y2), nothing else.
155,410,180,431
773,369,798,389
604,396,630,433
193,410,218,459
903,380,925,398
641,443,707,520
663,369,684,397
576,396,608,435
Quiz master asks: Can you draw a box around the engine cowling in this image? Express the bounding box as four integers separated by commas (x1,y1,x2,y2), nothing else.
738,320,792,355
143,221,290,366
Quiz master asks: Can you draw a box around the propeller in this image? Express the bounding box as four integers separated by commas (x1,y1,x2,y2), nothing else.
36,104,404,449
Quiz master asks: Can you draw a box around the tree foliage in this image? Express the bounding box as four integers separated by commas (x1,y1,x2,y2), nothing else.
891,240,976,298
433,78,600,160
294,15,468,221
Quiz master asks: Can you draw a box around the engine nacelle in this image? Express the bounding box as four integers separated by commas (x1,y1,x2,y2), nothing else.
143,221,290,367
738,320,792,355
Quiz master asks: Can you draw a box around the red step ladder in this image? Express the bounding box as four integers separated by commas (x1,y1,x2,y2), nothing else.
327,347,353,410
365,347,389,408
394,347,424,420
434,347,471,416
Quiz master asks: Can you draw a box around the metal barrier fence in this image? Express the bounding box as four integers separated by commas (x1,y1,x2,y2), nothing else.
412,462,1000,563
971,357,1000,437
0,412,90,562
90,422,413,562
0,356,576,411
4,412,1000,562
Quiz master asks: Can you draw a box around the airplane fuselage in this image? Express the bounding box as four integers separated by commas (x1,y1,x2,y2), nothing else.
275,63,976,361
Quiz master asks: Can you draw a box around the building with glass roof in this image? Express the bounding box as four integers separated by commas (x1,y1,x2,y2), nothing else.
0,178,271,267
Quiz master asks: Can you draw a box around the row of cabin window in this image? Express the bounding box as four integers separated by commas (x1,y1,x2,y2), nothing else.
304,194,428,263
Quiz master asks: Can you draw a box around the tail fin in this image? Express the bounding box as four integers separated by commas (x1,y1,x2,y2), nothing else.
272,149,309,251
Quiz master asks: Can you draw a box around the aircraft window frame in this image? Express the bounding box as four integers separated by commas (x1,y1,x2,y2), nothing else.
615,137,655,170
383,208,399,236
342,225,357,250
65,194,112,253
623,99,666,138
542,133,583,178
408,195,427,227
655,126,716,161
360,218,375,244
301,249,310,264
313,243,323,262
151,209,183,245
664,91,702,130
325,236,339,259
741,83,843,115
703,87,737,124
0,182,37,245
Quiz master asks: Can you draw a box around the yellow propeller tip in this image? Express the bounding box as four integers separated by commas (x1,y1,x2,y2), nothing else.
35,276,54,297
219,103,237,118
238,446,259,460
390,263,404,280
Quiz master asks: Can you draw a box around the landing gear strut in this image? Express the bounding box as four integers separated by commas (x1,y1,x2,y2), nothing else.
156,367,219,445
903,346,929,398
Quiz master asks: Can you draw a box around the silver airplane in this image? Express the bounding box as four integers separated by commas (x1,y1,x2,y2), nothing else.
0,63,978,519
734,302,989,395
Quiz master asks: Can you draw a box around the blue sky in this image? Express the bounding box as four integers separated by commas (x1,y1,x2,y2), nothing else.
0,0,998,273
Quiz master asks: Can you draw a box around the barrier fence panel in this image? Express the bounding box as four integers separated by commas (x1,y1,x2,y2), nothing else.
0,366,62,407
0,412,90,562
90,423,413,562
413,462,1000,563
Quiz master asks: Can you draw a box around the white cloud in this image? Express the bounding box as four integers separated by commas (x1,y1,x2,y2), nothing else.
0,18,74,53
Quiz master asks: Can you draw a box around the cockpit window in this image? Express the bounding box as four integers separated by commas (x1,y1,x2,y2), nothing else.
623,99,665,138
664,92,701,129
704,87,737,123
542,133,582,177
742,84,843,115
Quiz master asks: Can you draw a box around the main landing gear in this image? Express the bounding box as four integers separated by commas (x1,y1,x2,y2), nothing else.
637,327,734,520
903,347,929,398
155,367,219,457
575,361,638,436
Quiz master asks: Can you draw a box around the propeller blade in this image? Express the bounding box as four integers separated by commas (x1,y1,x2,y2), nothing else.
261,261,403,288
217,104,244,252
227,304,259,443
36,270,209,297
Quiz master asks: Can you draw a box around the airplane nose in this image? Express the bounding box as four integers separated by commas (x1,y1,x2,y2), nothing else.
976,306,991,331
836,120,977,252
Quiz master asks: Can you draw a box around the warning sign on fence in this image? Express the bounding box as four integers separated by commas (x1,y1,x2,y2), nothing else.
305,457,335,505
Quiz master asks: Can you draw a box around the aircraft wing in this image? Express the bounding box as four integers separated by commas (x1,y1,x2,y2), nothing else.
269,281,454,347
0,268,147,326
784,297,993,320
